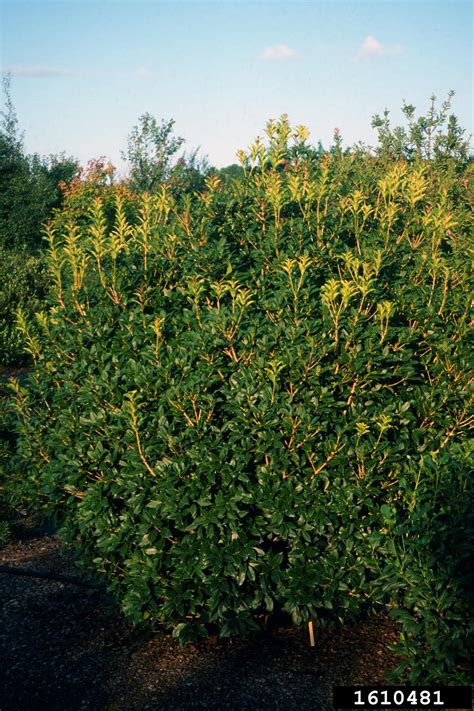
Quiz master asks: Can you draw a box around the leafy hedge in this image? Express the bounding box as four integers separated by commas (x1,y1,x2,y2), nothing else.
0,373,17,547
10,117,473,682
0,248,49,366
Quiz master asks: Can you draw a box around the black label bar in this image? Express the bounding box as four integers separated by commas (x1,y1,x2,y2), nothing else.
333,686,472,709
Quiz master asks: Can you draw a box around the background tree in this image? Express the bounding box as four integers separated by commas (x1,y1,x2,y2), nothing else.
372,90,471,165
0,76,79,252
122,112,213,195
214,163,245,184
0,77,78,365
168,148,212,195
121,113,185,193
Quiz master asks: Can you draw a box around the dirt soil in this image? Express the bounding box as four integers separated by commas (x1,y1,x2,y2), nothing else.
0,515,401,711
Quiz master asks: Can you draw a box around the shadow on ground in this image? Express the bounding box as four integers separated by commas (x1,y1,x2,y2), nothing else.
0,520,398,711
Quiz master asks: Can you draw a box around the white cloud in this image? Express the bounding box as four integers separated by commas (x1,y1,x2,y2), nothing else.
2,65,154,80
356,35,402,60
135,66,153,78
1,65,75,77
359,35,384,58
260,43,298,61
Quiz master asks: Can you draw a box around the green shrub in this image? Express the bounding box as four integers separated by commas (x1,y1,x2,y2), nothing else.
11,116,473,681
0,372,21,547
0,248,49,366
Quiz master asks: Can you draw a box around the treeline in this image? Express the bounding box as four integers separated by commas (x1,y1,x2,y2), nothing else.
3,79,470,259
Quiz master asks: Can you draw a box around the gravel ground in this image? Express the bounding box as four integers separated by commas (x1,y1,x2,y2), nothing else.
0,516,401,711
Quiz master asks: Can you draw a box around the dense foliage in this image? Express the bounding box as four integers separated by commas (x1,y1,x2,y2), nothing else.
0,78,78,253
0,77,78,368
0,372,19,547
0,248,49,366
9,113,473,683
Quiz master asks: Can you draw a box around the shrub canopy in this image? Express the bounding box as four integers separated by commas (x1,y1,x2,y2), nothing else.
11,116,473,682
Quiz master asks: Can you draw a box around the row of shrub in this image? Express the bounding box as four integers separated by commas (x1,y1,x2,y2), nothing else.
5,112,472,684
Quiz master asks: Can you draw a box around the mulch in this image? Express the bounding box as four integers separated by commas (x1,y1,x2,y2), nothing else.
0,515,401,711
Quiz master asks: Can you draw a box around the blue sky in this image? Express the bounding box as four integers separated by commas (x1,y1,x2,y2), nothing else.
1,0,472,172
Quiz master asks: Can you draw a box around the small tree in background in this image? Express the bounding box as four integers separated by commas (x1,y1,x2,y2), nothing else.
121,113,185,193
0,77,78,364
0,76,79,252
372,90,471,164
122,112,212,196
